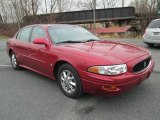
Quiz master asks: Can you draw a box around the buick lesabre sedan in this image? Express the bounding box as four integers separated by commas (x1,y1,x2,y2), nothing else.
7,24,154,98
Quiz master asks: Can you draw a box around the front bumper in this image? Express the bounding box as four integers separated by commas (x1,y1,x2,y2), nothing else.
79,60,154,96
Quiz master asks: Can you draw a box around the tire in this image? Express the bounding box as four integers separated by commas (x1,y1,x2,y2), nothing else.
145,43,154,47
10,51,21,70
57,63,84,98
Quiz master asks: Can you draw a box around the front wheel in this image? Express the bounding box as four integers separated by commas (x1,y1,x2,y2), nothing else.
10,52,20,70
57,64,84,98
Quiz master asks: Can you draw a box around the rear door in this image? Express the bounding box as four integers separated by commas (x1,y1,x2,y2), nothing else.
145,19,160,40
13,27,33,66
27,26,53,76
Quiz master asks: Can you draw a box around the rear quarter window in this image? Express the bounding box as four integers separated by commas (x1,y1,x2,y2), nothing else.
148,20,160,28
17,27,32,42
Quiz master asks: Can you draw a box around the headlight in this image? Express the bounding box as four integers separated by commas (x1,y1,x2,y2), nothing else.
88,64,127,75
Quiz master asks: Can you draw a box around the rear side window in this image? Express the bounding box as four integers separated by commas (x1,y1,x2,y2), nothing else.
148,20,160,28
31,27,46,42
18,27,32,42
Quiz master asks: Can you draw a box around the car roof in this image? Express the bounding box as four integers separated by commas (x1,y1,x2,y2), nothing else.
25,24,77,29
152,19,160,22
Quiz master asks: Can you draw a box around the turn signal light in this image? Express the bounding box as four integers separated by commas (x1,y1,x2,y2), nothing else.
102,85,120,92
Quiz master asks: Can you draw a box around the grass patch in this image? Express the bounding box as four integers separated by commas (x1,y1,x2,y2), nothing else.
0,35,10,40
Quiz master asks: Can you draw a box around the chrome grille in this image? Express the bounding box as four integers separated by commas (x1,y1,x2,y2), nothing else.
133,57,151,73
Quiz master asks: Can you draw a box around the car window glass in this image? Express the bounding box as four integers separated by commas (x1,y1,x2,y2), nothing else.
48,26,99,44
148,20,160,28
31,27,46,42
19,27,32,42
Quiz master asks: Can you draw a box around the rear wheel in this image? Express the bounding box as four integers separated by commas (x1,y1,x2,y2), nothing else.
145,43,154,47
10,52,20,70
57,64,84,98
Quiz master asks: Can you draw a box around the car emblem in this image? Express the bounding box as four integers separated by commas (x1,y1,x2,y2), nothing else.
144,61,147,68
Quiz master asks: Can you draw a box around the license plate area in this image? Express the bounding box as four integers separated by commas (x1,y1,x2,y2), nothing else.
153,32,160,35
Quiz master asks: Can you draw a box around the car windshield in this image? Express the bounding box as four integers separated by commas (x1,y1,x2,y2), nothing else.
148,20,160,28
48,26,100,44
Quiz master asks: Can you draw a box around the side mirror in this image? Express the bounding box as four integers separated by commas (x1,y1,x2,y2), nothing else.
33,38,49,47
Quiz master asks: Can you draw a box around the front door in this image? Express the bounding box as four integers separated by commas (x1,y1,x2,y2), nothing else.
27,27,53,76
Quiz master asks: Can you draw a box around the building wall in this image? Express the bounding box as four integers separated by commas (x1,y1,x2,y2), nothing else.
78,19,138,30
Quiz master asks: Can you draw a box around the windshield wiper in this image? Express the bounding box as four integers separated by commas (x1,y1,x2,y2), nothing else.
56,40,83,44
84,39,100,42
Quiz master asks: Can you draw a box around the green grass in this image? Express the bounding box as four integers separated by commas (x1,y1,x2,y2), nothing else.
0,35,10,40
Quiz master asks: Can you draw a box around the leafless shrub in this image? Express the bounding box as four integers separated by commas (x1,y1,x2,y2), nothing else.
130,0,157,33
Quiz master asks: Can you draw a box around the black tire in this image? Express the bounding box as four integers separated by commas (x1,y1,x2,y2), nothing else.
57,63,84,98
10,51,21,70
145,43,154,47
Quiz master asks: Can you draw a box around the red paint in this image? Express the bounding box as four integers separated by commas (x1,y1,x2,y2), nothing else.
33,38,49,46
6,24,154,96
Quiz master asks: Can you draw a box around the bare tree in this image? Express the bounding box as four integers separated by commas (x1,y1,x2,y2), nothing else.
102,0,118,9
57,0,74,12
130,0,157,32
30,0,41,15
20,0,32,17
77,0,94,10
10,0,22,28
0,0,42,27
0,0,11,23
43,0,57,14
44,0,48,14
42,0,57,22
130,0,157,13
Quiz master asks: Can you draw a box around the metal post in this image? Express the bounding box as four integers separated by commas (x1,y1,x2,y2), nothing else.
122,0,124,7
93,0,96,30
158,0,160,17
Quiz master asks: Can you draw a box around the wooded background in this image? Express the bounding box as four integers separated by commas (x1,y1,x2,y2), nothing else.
0,0,158,37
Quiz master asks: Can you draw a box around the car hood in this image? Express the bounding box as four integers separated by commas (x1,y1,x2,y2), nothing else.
61,40,148,64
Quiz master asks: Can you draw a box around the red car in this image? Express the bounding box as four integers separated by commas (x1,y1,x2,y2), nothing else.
7,24,154,98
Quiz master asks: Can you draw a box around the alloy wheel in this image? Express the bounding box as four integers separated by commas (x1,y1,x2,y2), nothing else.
60,70,76,94
11,54,17,68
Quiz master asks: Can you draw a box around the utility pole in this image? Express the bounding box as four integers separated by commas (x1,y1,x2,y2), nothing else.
93,0,96,30
158,0,160,17
122,0,124,7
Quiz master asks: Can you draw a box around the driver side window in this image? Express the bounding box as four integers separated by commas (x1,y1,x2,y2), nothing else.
31,27,46,42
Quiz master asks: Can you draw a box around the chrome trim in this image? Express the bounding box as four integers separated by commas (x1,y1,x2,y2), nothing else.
133,58,152,74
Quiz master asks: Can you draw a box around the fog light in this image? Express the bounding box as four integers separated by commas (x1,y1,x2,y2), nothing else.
102,85,120,92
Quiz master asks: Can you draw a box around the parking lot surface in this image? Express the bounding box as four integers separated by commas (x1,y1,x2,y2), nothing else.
0,38,160,120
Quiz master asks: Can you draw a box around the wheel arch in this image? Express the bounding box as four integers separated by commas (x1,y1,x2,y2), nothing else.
53,60,77,80
9,48,13,57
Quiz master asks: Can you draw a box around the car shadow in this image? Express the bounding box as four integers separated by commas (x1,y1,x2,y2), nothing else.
144,44,160,50
73,83,153,116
